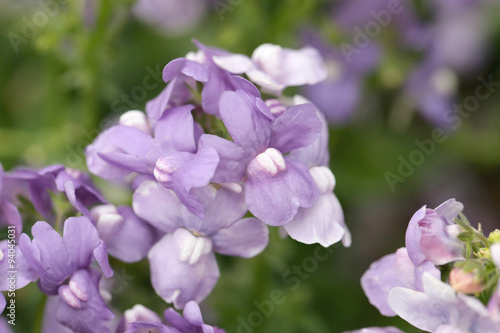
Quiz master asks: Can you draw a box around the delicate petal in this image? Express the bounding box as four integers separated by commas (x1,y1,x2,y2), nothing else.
245,158,318,226
0,200,22,233
63,217,101,269
154,105,197,153
148,230,219,309
212,218,268,257
133,180,189,233
212,53,253,74
98,206,156,263
270,103,322,153
162,58,210,83
284,192,346,247
361,248,440,317
219,90,271,154
434,199,464,222
117,304,162,332
93,242,113,279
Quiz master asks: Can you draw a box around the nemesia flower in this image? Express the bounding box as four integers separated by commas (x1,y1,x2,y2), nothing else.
388,273,500,332
19,216,113,294
361,247,440,316
213,43,327,93
405,198,465,266
133,182,268,308
123,301,226,333
200,89,322,226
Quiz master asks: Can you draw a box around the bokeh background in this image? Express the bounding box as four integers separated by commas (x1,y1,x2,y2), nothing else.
1,0,500,332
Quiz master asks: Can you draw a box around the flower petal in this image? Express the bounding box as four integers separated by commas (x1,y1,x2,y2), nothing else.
212,218,268,258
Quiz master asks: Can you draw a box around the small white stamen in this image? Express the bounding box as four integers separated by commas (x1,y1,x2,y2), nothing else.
248,148,287,177
60,285,82,309
69,280,88,301
154,158,175,183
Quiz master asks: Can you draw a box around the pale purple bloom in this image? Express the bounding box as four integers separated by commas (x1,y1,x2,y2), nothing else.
41,269,115,333
123,301,226,333
388,273,500,332
405,59,458,127
284,99,351,246
343,327,405,333
200,89,322,226
333,0,429,49
405,199,465,266
91,205,157,263
133,182,268,308
166,41,259,116
132,0,207,35
1,164,105,224
213,43,327,94
361,247,440,316
19,216,113,294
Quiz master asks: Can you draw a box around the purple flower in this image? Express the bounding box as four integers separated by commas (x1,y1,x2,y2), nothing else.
19,216,113,294
284,100,351,247
214,43,327,94
123,301,226,333
405,199,465,266
201,89,322,226
301,32,380,124
343,327,405,333
132,0,207,35
117,304,162,332
164,41,259,116
1,164,106,224
42,269,115,333
388,273,500,332
91,205,157,263
361,247,440,316
133,181,268,308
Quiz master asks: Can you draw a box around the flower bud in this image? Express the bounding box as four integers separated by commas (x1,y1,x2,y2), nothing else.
488,230,500,244
449,267,485,294
476,247,491,259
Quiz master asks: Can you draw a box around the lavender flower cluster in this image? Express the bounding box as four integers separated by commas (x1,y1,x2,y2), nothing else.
0,41,350,332
349,199,500,333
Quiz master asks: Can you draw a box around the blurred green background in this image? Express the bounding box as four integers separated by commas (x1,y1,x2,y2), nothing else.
1,0,500,332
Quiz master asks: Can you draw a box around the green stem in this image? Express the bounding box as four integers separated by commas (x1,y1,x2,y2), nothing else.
34,293,47,333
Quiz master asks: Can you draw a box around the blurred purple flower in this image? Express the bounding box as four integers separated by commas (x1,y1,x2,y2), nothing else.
132,0,207,35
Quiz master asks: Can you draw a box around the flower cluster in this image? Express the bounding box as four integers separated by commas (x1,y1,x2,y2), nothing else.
0,41,349,332
352,199,500,333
